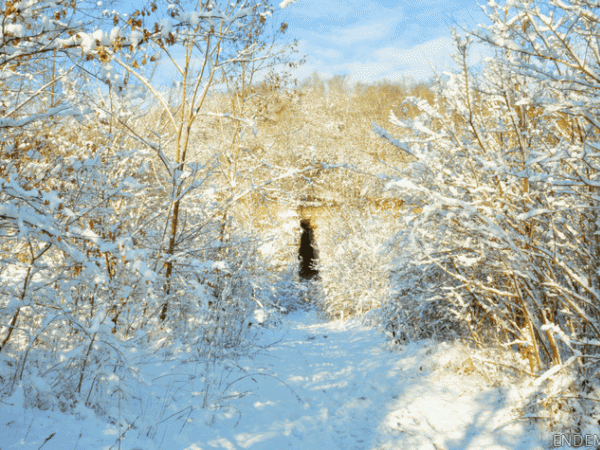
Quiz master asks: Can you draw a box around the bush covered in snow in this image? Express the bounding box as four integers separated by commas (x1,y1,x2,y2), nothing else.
0,0,297,415
373,0,600,433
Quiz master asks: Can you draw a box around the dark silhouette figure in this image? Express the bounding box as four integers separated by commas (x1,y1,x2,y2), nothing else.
299,220,318,280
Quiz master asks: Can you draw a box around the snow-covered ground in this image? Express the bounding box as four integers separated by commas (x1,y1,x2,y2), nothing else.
1,307,552,450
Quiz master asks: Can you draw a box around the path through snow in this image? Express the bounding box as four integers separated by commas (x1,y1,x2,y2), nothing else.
1,308,550,449
193,309,547,450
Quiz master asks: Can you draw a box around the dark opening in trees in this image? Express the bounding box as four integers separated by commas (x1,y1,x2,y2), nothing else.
299,219,318,280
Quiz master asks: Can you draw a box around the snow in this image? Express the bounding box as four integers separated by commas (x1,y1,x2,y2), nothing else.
131,30,143,48
516,209,553,221
279,0,298,9
78,33,97,53
5,24,26,38
0,306,551,450
160,19,173,38
92,29,109,46
109,27,123,42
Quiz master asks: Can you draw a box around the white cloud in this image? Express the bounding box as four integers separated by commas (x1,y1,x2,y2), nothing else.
313,48,342,59
274,0,494,84
330,18,398,44
346,61,430,83
373,37,454,67
290,62,334,82
329,37,455,83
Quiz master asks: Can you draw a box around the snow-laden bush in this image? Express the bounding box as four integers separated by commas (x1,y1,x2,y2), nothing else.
380,239,466,342
0,0,296,416
0,120,289,415
316,204,397,319
374,0,600,432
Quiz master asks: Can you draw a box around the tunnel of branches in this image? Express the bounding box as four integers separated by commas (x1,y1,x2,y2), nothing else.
298,219,318,280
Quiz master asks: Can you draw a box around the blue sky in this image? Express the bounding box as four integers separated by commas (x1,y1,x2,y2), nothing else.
274,0,489,83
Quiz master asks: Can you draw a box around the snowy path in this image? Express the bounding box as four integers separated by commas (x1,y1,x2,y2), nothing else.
1,309,548,450
189,309,546,450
